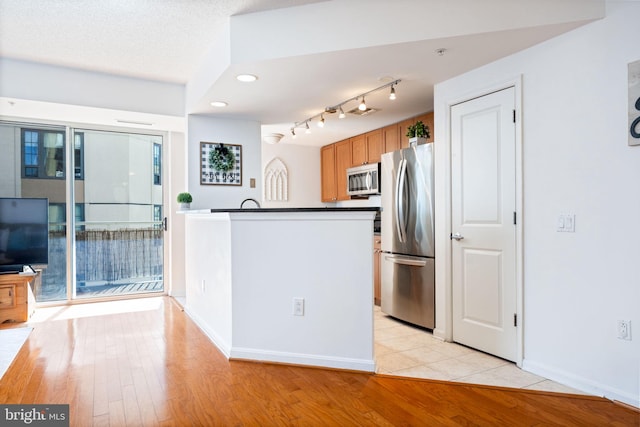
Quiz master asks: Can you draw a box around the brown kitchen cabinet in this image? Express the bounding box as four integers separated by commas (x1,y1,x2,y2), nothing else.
321,139,354,202
320,144,337,202
415,112,435,143
382,123,400,154
373,236,382,306
350,134,367,166
351,130,383,165
365,129,383,163
398,118,415,149
335,139,352,201
0,273,37,323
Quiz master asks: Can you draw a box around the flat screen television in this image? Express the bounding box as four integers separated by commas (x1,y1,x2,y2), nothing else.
0,197,49,274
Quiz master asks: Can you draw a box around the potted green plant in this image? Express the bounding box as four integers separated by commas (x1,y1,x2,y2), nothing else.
406,120,430,145
177,192,192,210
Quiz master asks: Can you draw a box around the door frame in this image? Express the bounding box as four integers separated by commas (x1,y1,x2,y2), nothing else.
433,76,524,366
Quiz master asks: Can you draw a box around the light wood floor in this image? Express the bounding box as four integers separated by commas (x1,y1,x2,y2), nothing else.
1,297,637,426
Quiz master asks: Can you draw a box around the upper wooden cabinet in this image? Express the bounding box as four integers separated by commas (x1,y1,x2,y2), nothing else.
320,139,353,202
365,129,383,164
415,112,435,143
351,130,383,165
335,139,352,201
350,134,367,166
320,144,337,202
398,118,415,149
397,112,435,147
382,124,400,154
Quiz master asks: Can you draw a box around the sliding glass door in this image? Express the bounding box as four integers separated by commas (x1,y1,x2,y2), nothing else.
0,122,165,302
72,129,164,299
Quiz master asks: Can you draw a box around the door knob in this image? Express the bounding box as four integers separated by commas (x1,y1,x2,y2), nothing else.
450,233,464,241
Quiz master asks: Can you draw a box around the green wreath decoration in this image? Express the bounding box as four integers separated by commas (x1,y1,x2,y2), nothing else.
209,146,235,172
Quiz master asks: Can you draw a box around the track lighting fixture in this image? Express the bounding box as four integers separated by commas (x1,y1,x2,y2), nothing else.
290,79,401,137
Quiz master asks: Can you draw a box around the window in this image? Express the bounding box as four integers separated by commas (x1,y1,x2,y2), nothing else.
153,205,162,221
153,143,161,185
21,129,84,180
48,203,86,231
74,133,84,179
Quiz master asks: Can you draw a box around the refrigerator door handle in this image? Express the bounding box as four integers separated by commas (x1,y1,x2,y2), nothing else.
384,254,427,267
395,158,408,242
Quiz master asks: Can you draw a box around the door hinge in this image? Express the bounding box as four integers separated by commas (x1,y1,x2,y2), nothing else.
163,217,168,231
513,211,517,225
513,109,516,123
514,313,518,327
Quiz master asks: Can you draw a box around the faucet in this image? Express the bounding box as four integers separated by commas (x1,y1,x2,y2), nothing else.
240,198,261,209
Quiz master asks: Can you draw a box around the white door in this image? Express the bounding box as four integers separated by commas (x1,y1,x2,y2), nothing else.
451,87,517,362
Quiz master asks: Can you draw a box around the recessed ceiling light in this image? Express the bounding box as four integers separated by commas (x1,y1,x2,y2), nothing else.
236,74,258,82
210,101,228,107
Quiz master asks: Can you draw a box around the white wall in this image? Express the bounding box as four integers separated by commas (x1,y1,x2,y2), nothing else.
187,115,262,209
184,211,375,371
168,131,186,297
0,58,184,117
434,0,639,406
260,142,323,208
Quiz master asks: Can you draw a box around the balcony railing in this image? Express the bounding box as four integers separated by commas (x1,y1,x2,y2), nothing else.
37,221,164,301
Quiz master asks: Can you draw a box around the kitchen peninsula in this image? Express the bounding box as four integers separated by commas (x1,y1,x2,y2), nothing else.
183,207,377,371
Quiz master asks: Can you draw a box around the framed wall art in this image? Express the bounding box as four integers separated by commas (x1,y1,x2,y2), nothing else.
200,142,242,186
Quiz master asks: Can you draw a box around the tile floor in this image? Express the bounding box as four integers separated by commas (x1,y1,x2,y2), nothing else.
374,306,587,394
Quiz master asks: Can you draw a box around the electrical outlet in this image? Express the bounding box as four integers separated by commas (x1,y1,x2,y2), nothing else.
293,298,304,316
617,320,631,340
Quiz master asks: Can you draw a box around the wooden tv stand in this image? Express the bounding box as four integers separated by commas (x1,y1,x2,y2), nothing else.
0,273,37,324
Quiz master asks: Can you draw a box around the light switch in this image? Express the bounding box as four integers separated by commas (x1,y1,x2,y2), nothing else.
250,178,256,188
564,214,575,232
557,213,576,232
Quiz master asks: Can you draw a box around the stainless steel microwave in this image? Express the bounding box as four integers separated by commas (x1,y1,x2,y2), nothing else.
347,163,380,196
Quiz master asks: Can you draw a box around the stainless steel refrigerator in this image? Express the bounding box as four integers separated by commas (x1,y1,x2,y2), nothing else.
380,143,435,329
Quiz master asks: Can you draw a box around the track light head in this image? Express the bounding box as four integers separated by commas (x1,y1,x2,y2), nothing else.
389,85,396,100
317,114,325,128
358,97,367,111
305,122,311,134
338,106,345,119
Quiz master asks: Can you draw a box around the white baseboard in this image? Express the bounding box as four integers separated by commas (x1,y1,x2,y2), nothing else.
522,359,639,408
184,307,231,359
230,347,376,372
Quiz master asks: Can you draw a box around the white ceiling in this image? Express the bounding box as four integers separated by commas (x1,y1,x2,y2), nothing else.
0,0,601,146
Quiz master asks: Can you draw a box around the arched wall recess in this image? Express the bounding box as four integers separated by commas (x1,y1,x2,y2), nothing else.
264,157,288,201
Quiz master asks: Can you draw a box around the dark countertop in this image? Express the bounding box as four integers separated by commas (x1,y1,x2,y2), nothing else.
201,207,380,213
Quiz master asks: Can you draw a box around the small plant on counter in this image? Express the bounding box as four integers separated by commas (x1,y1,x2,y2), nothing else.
406,121,431,140
177,192,192,210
